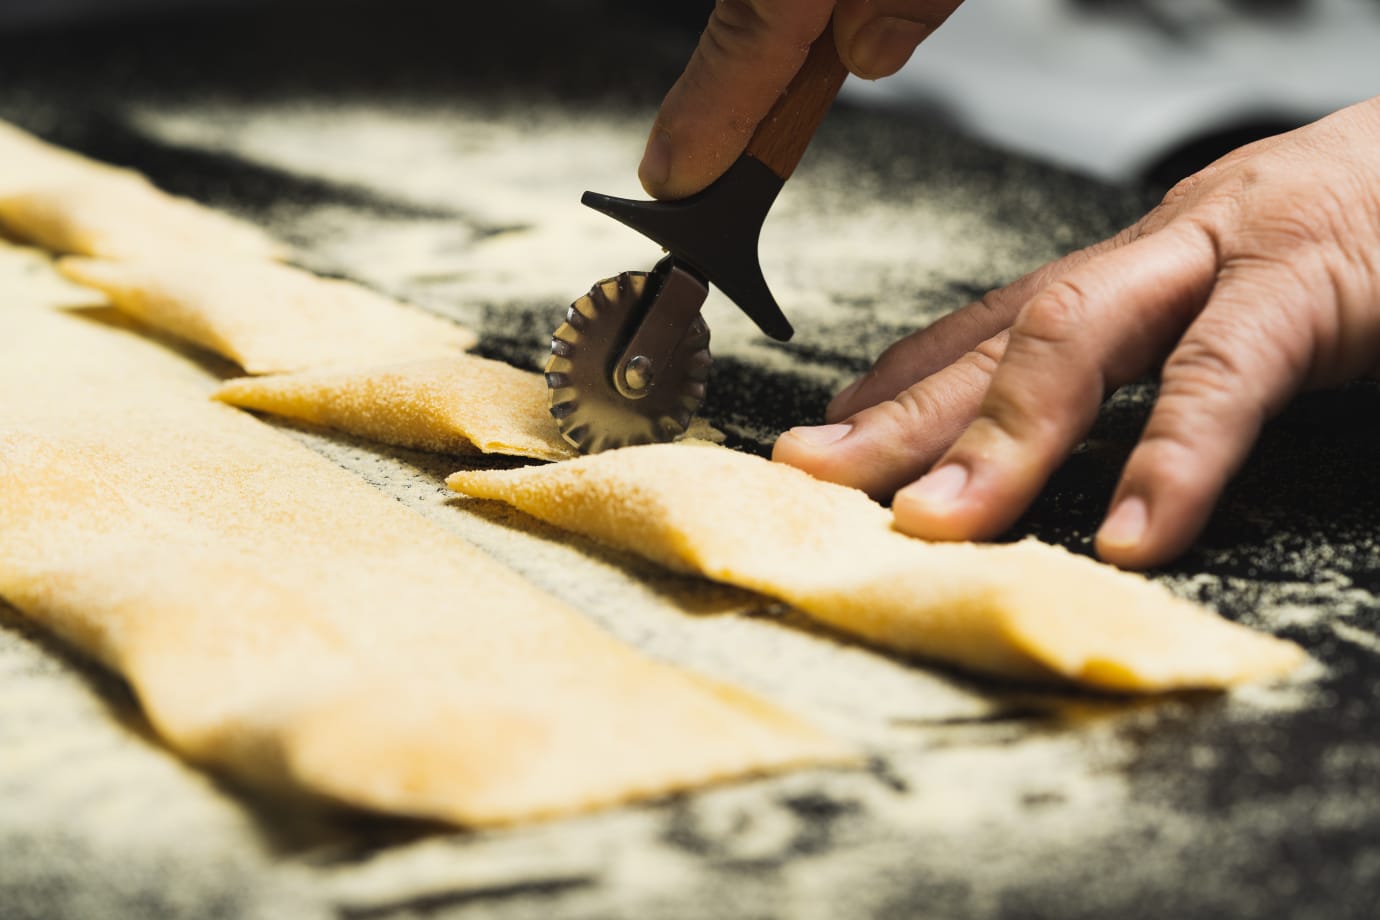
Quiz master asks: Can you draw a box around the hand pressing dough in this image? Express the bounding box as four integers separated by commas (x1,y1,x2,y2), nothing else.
213,358,724,461
447,445,1307,692
0,252,847,826
0,120,287,261
60,256,478,375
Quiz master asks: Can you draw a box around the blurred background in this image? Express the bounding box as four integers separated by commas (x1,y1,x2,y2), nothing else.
5,0,1379,191
841,0,1380,190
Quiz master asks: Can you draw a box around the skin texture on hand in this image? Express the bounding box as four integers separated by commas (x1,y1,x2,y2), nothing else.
638,0,964,199
774,95,1380,569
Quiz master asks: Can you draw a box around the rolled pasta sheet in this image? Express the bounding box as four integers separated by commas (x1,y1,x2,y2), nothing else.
447,445,1307,692
60,256,478,374
0,260,847,826
0,119,287,261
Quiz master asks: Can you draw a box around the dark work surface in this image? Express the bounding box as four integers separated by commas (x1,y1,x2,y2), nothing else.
2,3,1380,919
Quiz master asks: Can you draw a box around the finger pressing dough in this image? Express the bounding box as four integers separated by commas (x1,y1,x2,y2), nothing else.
59,256,478,374
0,119,287,261
0,253,847,826
213,358,724,461
447,445,1306,692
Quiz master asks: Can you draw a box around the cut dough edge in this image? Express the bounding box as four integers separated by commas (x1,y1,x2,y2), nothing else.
0,245,851,826
212,360,725,462
446,446,1307,693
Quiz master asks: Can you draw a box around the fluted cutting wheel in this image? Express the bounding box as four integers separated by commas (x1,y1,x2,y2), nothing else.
546,271,711,454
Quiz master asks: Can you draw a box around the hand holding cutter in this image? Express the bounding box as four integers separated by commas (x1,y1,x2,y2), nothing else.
546,28,848,453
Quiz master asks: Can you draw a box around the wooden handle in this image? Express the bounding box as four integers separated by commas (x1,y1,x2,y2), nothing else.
744,27,848,181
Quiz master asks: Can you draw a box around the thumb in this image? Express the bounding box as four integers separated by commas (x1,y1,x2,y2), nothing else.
833,0,964,79
639,0,835,199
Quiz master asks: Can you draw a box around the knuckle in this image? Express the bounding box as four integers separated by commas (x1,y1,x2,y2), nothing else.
1218,255,1324,351
1182,166,1250,220
1154,348,1270,458
1170,304,1310,417
697,13,755,76
1159,173,1201,210
966,337,1005,378
930,351,1000,414
973,285,1018,324
884,358,993,439
1124,429,1203,497
977,380,1064,449
711,0,822,47
1157,162,1240,219
1149,174,1207,226
1013,279,1091,348
890,384,948,430
1162,336,1249,400
709,0,770,39
1128,371,1261,504
877,387,966,459
1117,220,1152,245
696,1,776,80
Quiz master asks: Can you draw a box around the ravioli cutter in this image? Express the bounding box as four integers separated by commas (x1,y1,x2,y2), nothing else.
546,29,848,453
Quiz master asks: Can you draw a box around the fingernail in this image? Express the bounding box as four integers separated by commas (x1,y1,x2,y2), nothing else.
638,129,672,192
898,463,968,511
1098,496,1148,548
786,423,851,447
849,17,932,79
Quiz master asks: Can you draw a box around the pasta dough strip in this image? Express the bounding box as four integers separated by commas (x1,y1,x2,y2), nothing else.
60,256,478,375
447,445,1306,692
0,253,847,826
213,357,584,461
0,119,287,261
212,359,723,461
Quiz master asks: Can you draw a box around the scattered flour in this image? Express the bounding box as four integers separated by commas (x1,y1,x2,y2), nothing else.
1,85,1359,917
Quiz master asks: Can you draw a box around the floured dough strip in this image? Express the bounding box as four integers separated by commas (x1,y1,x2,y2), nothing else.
60,256,478,374
213,357,581,461
213,358,723,461
447,445,1306,692
0,119,286,261
0,120,132,191
0,252,847,826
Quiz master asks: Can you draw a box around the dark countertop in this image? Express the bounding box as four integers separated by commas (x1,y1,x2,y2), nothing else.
3,3,1380,918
